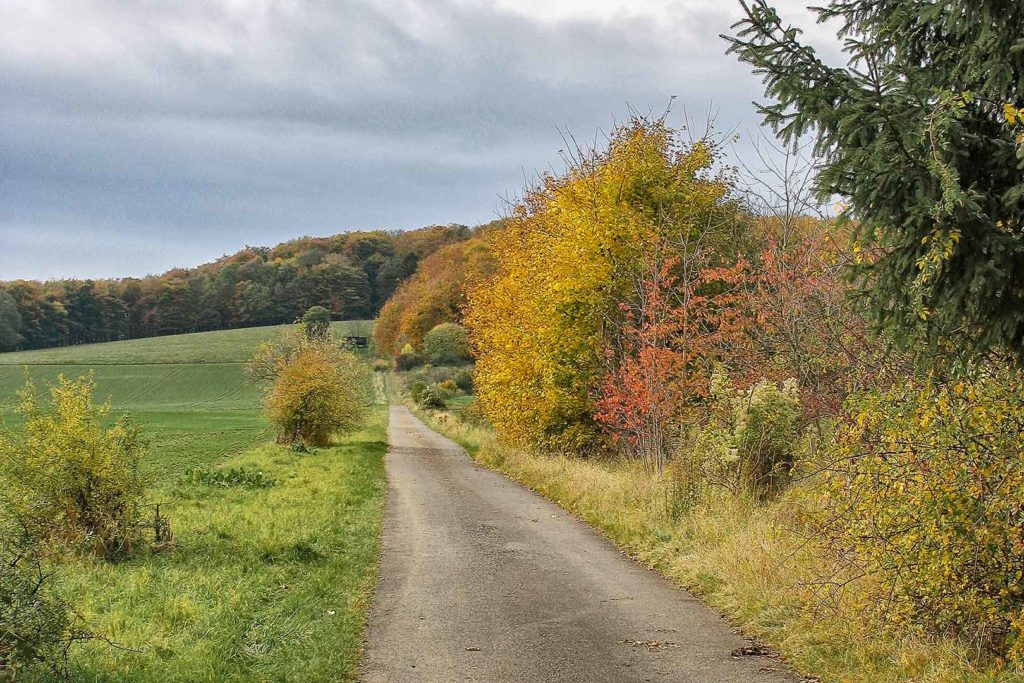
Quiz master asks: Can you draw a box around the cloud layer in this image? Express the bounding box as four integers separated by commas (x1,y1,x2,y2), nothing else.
0,0,840,280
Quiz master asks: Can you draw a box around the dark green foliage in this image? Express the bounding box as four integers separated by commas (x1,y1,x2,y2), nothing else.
417,386,448,410
408,380,429,404
726,0,1024,359
183,467,275,489
0,293,20,352
452,368,474,394
301,306,331,340
421,323,471,365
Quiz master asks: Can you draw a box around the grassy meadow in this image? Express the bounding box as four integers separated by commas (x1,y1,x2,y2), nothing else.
0,322,386,681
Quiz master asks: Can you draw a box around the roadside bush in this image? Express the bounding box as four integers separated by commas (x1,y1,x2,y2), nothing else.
732,378,800,498
264,345,372,447
0,375,147,557
452,368,474,394
417,386,448,410
0,539,78,681
435,380,460,399
395,343,423,371
812,362,1024,662
407,380,429,404
422,323,471,365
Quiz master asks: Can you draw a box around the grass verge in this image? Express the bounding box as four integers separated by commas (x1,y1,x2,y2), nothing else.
411,402,1017,683
30,408,387,683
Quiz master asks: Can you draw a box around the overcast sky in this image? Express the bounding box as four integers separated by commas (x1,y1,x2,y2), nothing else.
0,0,842,281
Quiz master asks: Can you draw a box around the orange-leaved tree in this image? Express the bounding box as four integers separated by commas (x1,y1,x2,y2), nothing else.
465,118,734,453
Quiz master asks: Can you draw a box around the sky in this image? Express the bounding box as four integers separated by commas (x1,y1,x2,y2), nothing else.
0,0,844,281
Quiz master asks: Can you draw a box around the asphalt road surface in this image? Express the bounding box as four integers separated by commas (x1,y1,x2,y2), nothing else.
360,406,799,682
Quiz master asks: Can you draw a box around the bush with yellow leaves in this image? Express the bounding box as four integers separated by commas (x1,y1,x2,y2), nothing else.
263,343,372,447
0,374,147,558
812,360,1024,662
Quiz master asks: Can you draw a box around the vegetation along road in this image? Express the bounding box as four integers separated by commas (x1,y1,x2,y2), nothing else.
361,406,797,682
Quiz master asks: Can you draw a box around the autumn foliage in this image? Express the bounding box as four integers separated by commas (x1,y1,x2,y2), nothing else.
374,231,497,357
253,330,372,447
466,120,734,453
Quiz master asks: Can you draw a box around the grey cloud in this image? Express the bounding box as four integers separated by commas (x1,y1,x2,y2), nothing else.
0,0,840,280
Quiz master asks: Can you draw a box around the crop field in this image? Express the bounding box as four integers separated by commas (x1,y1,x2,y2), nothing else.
0,322,386,681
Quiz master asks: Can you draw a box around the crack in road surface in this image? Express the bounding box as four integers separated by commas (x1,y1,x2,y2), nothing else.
360,406,798,682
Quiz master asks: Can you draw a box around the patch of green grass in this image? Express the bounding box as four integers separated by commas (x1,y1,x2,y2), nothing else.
0,325,386,680
0,363,268,484
28,409,388,683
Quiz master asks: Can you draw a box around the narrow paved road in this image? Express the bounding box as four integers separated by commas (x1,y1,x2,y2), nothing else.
361,406,799,682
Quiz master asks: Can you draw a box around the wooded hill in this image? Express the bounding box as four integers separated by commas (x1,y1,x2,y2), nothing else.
0,223,493,351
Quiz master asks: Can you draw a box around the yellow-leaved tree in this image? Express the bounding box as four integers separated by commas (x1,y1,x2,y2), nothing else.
465,118,734,453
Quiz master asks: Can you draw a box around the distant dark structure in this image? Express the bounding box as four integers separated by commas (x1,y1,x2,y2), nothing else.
344,336,369,349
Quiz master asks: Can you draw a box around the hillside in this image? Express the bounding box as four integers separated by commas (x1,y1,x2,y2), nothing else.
0,223,480,352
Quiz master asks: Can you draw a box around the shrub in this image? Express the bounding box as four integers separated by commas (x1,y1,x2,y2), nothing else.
407,380,428,403
395,351,423,371
264,345,372,447
417,386,448,410
421,323,471,365
301,306,332,340
732,378,800,498
0,375,147,557
395,342,424,371
435,380,460,399
0,538,78,680
452,368,474,394
812,361,1024,662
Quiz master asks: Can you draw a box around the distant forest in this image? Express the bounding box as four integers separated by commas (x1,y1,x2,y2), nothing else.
0,223,488,351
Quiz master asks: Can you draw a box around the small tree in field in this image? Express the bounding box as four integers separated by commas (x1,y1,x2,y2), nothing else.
421,323,471,365
0,375,147,558
301,306,332,341
263,344,371,447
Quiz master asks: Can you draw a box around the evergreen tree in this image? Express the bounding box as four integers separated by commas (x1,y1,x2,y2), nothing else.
726,0,1024,358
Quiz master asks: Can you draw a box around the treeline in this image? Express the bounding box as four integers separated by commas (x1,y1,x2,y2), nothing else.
0,224,482,351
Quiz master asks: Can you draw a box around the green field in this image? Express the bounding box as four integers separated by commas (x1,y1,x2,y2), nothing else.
0,322,372,482
0,323,385,681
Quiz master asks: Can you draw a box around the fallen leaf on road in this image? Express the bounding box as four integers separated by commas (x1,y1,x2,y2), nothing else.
618,639,680,651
